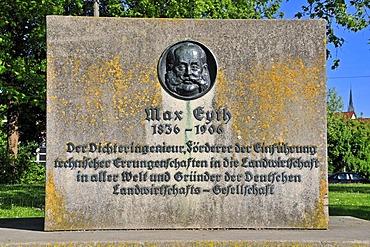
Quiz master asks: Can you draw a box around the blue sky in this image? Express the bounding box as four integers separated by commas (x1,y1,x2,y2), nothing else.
327,29,370,118
281,1,370,118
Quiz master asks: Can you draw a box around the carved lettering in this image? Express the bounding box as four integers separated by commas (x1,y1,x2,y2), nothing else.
145,107,183,122
59,107,320,198
193,106,232,123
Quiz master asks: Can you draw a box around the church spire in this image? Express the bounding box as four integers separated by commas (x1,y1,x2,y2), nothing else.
348,87,355,112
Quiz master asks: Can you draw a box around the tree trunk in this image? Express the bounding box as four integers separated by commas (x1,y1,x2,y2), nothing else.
7,101,19,157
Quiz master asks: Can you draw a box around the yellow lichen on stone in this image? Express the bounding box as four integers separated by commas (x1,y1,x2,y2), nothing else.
45,170,65,226
111,63,162,129
216,57,325,142
45,170,83,230
45,170,95,230
47,50,59,81
51,54,162,136
302,173,329,229
215,69,230,109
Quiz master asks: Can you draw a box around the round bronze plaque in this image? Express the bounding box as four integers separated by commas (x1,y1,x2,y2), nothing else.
157,40,217,100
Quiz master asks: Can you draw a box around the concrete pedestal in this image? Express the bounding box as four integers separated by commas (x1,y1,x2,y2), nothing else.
0,217,369,246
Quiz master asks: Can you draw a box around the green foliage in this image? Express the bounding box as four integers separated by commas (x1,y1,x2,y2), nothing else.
84,0,284,18
293,0,370,69
0,141,44,184
0,105,6,147
327,88,370,177
0,0,56,108
19,151,45,185
327,113,348,172
0,0,369,185
326,87,344,114
343,120,370,177
327,87,346,172
0,107,44,184
0,0,57,158
0,95,43,185
327,115,370,177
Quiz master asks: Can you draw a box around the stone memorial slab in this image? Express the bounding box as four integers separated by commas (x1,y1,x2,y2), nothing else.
46,16,328,231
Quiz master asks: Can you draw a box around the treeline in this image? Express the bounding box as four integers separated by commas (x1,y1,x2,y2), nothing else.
1,0,370,183
327,89,370,177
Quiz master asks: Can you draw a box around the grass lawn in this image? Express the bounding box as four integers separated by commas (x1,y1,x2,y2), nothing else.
0,184,369,220
329,183,370,221
0,184,44,218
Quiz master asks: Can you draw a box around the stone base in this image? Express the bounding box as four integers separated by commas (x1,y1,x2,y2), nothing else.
0,217,369,246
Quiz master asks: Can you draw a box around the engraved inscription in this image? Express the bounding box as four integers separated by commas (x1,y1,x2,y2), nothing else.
53,105,320,199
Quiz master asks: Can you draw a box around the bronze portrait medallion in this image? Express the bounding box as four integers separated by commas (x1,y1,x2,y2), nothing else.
158,41,217,100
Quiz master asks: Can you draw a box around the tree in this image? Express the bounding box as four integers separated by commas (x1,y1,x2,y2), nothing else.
327,87,346,172
1,0,367,155
0,0,283,150
102,0,369,69
0,1,63,157
1,0,369,183
108,0,283,18
292,0,370,68
345,119,370,177
327,87,370,176
326,87,344,114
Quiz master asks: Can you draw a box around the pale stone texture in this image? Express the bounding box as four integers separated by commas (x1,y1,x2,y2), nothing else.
46,16,328,230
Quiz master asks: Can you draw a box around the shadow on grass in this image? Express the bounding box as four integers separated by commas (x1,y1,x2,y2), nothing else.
330,205,370,221
329,184,370,194
0,217,44,231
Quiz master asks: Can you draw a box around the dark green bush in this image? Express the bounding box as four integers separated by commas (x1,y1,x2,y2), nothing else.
0,142,45,184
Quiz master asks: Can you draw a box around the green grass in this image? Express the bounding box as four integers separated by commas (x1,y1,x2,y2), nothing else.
0,184,44,218
329,183,370,221
0,184,369,220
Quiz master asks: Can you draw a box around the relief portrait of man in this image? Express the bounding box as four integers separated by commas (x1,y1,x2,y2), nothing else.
165,42,211,97
159,41,216,100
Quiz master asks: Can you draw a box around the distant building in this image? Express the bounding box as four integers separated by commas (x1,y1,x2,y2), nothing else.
341,88,370,123
341,88,357,119
36,144,46,165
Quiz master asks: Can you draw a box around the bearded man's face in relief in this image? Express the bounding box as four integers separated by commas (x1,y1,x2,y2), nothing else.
166,43,210,97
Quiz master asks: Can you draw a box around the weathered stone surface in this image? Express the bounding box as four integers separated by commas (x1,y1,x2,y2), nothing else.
46,16,328,231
